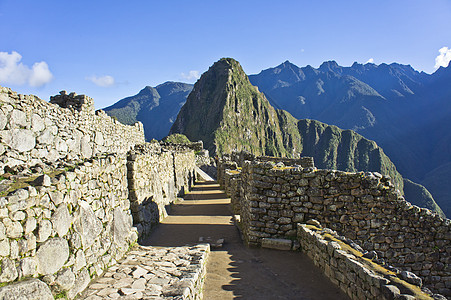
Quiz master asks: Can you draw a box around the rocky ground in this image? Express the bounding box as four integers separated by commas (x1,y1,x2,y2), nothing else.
79,244,208,299
143,181,349,300
80,181,349,299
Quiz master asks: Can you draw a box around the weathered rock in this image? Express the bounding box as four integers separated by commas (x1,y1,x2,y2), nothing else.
9,240,19,259
67,268,90,299
33,174,51,187
80,135,92,158
37,219,52,242
5,220,23,239
74,249,87,271
113,207,132,250
73,201,102,249
306,219,321,227
0,110,7,130
400,270,422,287
24,217,37,234
51,204,71,237
382,285,401,300
36,237,69,275
55,268,76,291
261,238,292,251
0,279,53,300
37,128,54,145
9,109,27,127
20,257,37,277
0,222,6,240
95,132,104,146
55,137,68,152
31,113,45,132
0,258,18,282
1,129,36,152
49,190,64,206
0,238,10,256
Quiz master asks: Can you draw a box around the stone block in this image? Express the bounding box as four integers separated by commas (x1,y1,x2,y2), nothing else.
55,268,76,291
0,279,52,300
20,257,37,277
261,238,292,250
36,237,69,275
37,219,52,242
0,258,18,282
400,270,422,287
74,201,102,249
51,204,71,237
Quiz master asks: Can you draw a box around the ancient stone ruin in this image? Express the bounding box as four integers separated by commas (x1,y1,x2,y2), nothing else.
0,86,205,299
0,85,450,299
219,151,450,299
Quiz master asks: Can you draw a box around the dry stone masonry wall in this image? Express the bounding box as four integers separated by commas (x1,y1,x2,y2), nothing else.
298,224,437,300
0,154,136,298
127,142,195,239
219,153,451,297
224,169,241,214
0,86,144,173
0,86,199,298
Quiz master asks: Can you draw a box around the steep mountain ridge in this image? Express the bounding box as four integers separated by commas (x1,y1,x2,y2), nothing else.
170,58,292,157
170,58,406,195
103,82,193,140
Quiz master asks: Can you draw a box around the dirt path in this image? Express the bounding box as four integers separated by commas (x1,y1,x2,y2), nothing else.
142,181,349,300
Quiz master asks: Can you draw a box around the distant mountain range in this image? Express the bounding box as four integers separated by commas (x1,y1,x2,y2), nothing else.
168,58,444,217
103,59,450,217
103,82,193,141
248,60,451,217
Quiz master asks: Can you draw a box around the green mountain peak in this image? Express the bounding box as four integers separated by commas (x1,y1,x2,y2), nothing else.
170,57,290,157
170,58,404,193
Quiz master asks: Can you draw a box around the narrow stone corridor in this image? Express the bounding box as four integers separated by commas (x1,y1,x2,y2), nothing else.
143,181,348,300
81,181,349,299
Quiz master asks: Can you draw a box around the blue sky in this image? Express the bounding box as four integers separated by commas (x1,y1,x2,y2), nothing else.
1,0,450,108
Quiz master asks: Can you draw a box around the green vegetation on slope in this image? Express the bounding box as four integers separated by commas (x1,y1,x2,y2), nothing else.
170,58,289,157
161,133,191,144
296,119,403,191
170,57,422,198
421,162,451,218
403,178,445,218
104,82,193,140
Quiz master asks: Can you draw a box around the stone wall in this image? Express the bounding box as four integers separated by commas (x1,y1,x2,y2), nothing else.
0,87,198,298
0,86,144,174
224,170,241,214
127,142,195,239
298,224,436,300
228,150,315,168
0,153,137,298
220,157,451,296
218,161,238,189
172,145,196,196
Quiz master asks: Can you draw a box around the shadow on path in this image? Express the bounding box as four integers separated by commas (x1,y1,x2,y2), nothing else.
142,181,349,300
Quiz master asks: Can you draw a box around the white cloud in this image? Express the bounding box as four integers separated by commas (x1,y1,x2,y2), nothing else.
366,58,374,64
86,75,115,87
0,51,53,87
29,62,53,87
434,47,451,69
180,70,200,81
